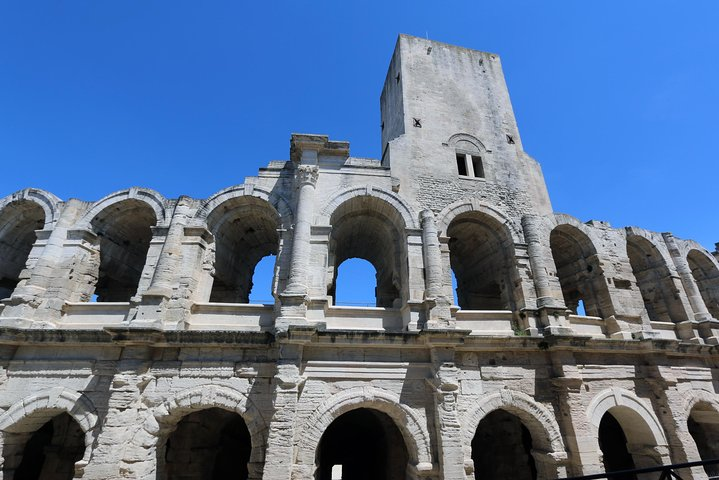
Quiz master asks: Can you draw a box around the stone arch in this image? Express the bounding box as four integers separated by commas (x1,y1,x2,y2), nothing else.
588,387,668,445
682,390,719,476
446,133,488,153
0,188,61,228
77,187,167,230
318,186,418,229
683,389,719,421
550,220,614,318
686,248,719,319
152,384,268,478
0,387,99,472
323,188,414,308
197,188,286,303
444,205,521,310
437,199,522,243
295,386,434,477
625,227,675,271
196,184,294,230
626,231,689,325
79,190,162,302
587,387,670,470
0,192,52,299
462,389,566,454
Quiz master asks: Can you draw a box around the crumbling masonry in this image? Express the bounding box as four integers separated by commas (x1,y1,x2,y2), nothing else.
0,35,718,480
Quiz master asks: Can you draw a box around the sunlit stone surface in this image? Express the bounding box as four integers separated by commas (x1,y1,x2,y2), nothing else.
0,35,717,480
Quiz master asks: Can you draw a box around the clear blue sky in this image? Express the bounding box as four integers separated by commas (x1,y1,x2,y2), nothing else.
1,1,718,303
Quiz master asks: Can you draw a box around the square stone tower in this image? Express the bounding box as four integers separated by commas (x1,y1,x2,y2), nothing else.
380,34,553,216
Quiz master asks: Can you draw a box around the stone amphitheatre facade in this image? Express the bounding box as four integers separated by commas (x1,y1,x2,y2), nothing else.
0,35,718,480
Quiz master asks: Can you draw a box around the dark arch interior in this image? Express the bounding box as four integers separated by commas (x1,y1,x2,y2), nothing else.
208,197,280,303
687,405,719,478
550,225,610,317
687,250,719,319
471,409,536,480
4,412,85,480
627,236,684,323
598,412,636,479
448,213,515,310
91,199,157,302
161,408,252,480
0,200,45,299
328,197,405,308
316,408,408,480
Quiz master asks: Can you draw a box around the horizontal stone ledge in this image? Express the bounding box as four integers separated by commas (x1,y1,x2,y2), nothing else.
0,327,274,347
0,325,715,356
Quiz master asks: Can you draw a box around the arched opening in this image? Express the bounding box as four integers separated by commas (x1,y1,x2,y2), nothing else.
687,403,719,478
598,412,636,479
550,225,611,317
687,250,719,319
447,212,516,310
334,258,377,306
90,199,157,302
0,200,45,299
208,197,280,303
471,410,537,480
315,408,408,480
160,408,252,480
248,254,276,304
596,405,663,475
3,412,85,480
627,236,684,323
328,196,406,308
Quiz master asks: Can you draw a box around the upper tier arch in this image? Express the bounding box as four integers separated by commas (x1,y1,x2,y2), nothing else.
436,199,522,243
318,186,419,230
196,184,294,230
77,187,167,230
0,188,61,228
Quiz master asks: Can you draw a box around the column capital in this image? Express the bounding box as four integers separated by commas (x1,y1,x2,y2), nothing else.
295,164,319,187
419,209,436,226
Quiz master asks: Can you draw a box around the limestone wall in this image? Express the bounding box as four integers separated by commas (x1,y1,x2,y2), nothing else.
0,34,717,480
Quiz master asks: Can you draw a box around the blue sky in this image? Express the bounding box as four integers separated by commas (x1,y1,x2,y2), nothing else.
1,1,717,304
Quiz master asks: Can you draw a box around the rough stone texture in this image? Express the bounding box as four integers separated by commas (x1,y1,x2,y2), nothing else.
0,34,717,480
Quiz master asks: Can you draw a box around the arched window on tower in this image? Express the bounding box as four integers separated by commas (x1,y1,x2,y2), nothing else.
0,200,45,299
454,140,484,178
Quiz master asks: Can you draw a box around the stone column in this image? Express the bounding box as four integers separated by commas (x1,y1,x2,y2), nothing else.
663,233,718,343
429,347,464,480
521,216,573,335
264,342,306,480
421,210,452,328
131,198,194,328
146,197,193,297
549,351,601,477
285,165,318,295
278,165,318,329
